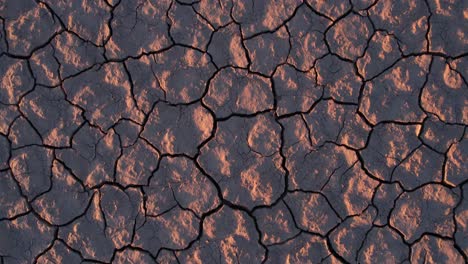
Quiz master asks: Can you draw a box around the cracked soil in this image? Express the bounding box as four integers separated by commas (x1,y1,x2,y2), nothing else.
0,0,467,263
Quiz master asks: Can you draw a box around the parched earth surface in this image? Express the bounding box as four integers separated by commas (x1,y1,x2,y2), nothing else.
0,0,467,263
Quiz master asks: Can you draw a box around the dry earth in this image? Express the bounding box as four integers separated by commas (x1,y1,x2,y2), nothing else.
0,0,467,263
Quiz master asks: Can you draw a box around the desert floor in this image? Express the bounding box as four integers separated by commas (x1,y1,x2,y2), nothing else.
0,0,467,263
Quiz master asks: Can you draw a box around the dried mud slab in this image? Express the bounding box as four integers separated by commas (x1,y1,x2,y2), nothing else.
420,114,465,153
0,135,10,170
357,226,409,264
232,0,302,38
150,46,216,104
307,0,351,20
369,0,430,54
176,206,266,263
329,207,377,262
357,31,402,80
142,102,213,156
199,114,285,209
9,146,54,200
455,184,468,257
62,63,144,131
0,57,34,105
145,156,220,217
273,64,322,116
1,0,62,56
168,2,212,51
304,100,371,149
156,249,178,264
0,19,6,54
115,138,159,186
52,32,105,78
284,191,341,235
267,233,337,263
411,235,465,263
204,67,274,117
207,23,249,68
20,86,83,147
245,26,290,76
8,116,43,148
113,248,155,264
287,5,331,71
113,119,141,147
445,137,468,187
392,145,445,190
373,182,403,226
316,54,362,103
193,0,232,29
124,56,166,114
99,186,143,250
29,45,61,87
0,171,28,219
133,206,200,254
0,104,19,135
360,56,430,124
0,213,55,263
253,201,299,245
427,0,468,56
321,161,379,218
360,123,421,182
36,240,83,264
106,0,172,59
59,194,116,262
1,0,467,263
421,57,468,125
43,0,111,46
326,13,372,61
32,160,92,226
286,142,358,192
283,115,374,214
56,124,120,188
390,184,459,243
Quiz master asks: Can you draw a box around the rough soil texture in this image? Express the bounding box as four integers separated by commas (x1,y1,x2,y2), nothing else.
0,0,467,263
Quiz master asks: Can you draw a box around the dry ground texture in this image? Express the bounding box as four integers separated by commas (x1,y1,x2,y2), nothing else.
0,0,467,263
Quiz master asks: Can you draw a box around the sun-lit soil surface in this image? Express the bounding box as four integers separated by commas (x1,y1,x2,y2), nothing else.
0,0,467,263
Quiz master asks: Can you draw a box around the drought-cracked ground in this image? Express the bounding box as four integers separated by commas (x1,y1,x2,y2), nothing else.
0,0,467,263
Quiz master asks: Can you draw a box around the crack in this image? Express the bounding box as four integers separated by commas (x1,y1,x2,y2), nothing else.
1,0,467,262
